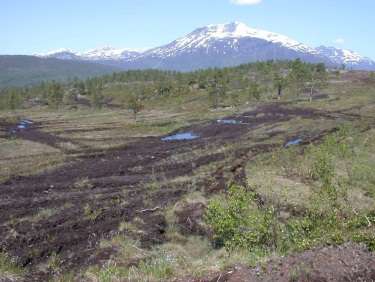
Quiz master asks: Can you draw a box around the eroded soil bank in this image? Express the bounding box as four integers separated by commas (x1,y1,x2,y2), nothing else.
190,243,375,282
0,103,372,280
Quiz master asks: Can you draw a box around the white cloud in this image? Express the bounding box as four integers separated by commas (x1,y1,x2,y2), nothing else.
334,38,345,45
230,0,263,5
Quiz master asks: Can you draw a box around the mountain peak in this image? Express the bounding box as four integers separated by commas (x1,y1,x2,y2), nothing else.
143,21,316,59
196,21,256,37
81,46,136,60
316,46,375,68
36,48,74,56
205,21,248,34
32,22,374,71
37,46,141,61
36,48,79,60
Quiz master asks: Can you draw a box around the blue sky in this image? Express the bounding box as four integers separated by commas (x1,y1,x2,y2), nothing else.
1,0,374,58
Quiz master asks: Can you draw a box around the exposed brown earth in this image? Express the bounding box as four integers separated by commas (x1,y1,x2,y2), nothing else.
0,103,369,280
175,202,208,237
189,243,375,282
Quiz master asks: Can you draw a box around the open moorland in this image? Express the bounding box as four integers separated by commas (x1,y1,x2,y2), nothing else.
0,63,375,281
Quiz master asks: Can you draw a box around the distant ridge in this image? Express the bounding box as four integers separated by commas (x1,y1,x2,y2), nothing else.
0,55,120,87
36,22,375,71
2,22,374,87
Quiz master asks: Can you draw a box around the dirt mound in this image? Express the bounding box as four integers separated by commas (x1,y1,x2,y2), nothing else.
197,243,375,282
0,103,360,280
175,202,208,236
1,119,84,151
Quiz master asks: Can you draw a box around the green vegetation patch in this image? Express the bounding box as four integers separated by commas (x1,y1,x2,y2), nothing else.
0,252,25,280
206,126,375,258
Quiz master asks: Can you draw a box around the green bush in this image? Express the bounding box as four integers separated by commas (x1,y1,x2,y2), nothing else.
205,185,276,252
311,147,334,186
205,129,374,257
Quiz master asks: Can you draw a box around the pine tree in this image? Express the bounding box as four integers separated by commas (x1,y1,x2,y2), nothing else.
288,59,310,96
248,82,261,101
8,89,22,110
273,73,288,100
90,82,104,109
127,95,144,121
307,63,328,102
47,81,64,109
208,72,226,109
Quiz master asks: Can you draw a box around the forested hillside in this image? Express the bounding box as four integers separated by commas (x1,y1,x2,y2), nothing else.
0,60,338,112
0,55,120,87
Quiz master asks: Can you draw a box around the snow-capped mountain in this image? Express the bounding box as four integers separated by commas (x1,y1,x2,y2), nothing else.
38,47,140,61
81,47,140,61
37,48,81,60
141,21,318,59
36,22,375,71
315,46,375,70
128,21,330,71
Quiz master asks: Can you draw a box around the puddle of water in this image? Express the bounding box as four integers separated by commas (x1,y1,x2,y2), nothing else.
217,119,242,125
285,138,303,147
21,119,33,124
12,119,33,131
162,132,199,141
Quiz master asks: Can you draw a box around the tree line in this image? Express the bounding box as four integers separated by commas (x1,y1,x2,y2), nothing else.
0,60,332,115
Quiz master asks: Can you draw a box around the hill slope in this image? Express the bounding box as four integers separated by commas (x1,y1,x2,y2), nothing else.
39,22,375,71
316,46,375,70
0,55,120,87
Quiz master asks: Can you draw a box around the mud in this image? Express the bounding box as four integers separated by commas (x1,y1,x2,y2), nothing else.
1,120,86,151
175,202,208,236
0,103,363,280
191,243,375,282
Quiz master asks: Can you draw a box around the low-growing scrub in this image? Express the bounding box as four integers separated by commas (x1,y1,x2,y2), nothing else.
0,252,25,280
205,184,374,257
205,185,276,252
207,126,375,257
85,236,211,281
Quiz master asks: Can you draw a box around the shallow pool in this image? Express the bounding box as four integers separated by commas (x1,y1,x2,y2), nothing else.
285,138,303,147
217,119,242,125
162,132,199,141
12,119,34,131
21,119,33,124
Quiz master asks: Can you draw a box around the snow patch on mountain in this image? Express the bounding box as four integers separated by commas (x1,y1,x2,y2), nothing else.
81,46,140,60
38,46,141,61
141,21,318,58
41,48,74,56
34,22,375,71
316,46,375,69
35,48,79,60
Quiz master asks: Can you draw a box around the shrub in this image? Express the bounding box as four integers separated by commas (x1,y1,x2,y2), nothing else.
205,129,374,257
205,185,276,252
311,148,334,187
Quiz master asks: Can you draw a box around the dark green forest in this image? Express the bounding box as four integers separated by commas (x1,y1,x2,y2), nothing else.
0,60,330,113
0,55,120,87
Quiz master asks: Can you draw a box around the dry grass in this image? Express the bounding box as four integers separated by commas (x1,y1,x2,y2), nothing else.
1,74,375,282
